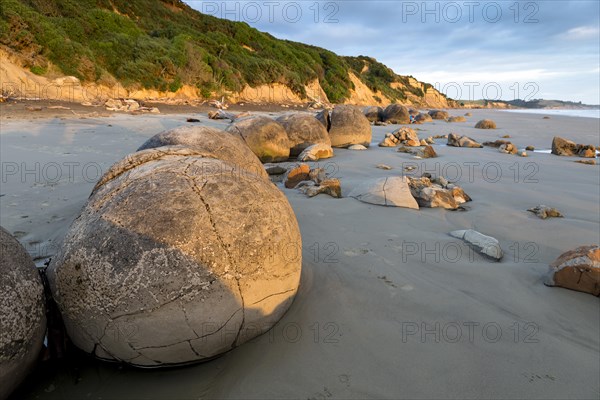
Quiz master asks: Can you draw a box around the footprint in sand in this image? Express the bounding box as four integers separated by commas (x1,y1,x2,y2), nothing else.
377,275,397,288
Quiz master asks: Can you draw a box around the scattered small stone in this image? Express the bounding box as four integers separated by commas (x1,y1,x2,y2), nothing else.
528,205,563,219
519,151,528,157
25,106,43,111
186,118,201,123
543,116,551,119
501,134,511,138
526,145,535,151
447,133,483,148
498,143,518,154
299,179,342,198
376,164,393,170
265,164,288,176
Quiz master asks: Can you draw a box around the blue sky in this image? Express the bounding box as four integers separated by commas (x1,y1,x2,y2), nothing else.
184,1,600,104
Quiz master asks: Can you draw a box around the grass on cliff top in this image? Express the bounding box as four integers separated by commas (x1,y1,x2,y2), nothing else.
1,0,431,103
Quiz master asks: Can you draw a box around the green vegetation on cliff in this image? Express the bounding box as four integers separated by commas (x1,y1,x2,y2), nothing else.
0,0,441,103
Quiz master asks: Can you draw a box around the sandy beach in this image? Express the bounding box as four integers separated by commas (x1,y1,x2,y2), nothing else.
1,108,599,399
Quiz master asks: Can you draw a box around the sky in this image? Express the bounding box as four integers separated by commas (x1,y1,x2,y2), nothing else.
184,1,600,104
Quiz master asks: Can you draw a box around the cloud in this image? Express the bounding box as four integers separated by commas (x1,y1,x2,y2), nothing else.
183,0,600,104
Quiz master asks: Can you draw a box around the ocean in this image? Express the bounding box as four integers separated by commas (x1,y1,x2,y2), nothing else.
501,109,600,119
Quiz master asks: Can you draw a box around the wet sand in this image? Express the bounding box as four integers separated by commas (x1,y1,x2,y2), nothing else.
1,108,599,399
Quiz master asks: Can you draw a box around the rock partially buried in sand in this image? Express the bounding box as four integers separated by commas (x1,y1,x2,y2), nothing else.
475,119,497,129
527,205,563,219
447,116,466,123
227,116,290,162
137,126,268,179
328,105,372,148
297,143,334,161
449,229,503,260
49,151,301,367
376,164,392,170
429,110,449,120
299,179,342,198
285,163,311,189
575,159,596,165
276,114,331,156
447,133,483,148
415,113,433,123
349,176,419,209
348,144,368,150
414,145,438,159
382,104,410,124
545,246,599,296
1,227,47,399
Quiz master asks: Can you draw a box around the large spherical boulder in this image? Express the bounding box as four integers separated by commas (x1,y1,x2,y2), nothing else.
137,125,268,179
363,106,383,122
48,149,302,367
428,110,449,120
328,105,372,148
227,116,290,163
382,104,410,124
1,227,46,399
276,114,331,156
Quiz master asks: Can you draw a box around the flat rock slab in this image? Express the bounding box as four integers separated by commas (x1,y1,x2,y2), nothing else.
349,176,419,209
449,229,503,261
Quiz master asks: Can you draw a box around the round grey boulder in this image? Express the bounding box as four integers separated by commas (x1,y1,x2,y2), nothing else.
1,227,46,400
363,106,383,122
227,116,290,163
382,104,410,124
49,150,302,368
276,114,331,156
137,125,268,179
328,105,372,148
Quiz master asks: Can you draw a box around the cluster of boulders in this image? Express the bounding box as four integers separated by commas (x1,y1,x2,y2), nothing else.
348,174,470,210
42,125,303,369
361,104,410,124
551,136,597,158
104,99,160,113
220,106,370,163
283,164,341,198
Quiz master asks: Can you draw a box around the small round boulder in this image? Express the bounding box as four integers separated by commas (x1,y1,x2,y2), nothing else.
475,119,497,129
276,114,331,156
363,106,383,122
328,105,372,148
137,125,268,179
428,110,449,120
48,150,302,367
1,227,46,400
227,116,290,163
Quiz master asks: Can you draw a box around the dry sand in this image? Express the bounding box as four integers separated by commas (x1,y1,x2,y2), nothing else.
1,108,599,399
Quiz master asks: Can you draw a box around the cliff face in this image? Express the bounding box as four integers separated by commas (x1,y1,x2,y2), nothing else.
1,0,453,108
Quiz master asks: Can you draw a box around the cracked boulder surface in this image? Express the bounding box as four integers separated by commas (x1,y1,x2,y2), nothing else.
226,116,290,163
349,177,418,209
328,105,372,148
136,126,268,180
0,227,46,400
276,114,331,156
48,153,302,367
545,245,599,296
